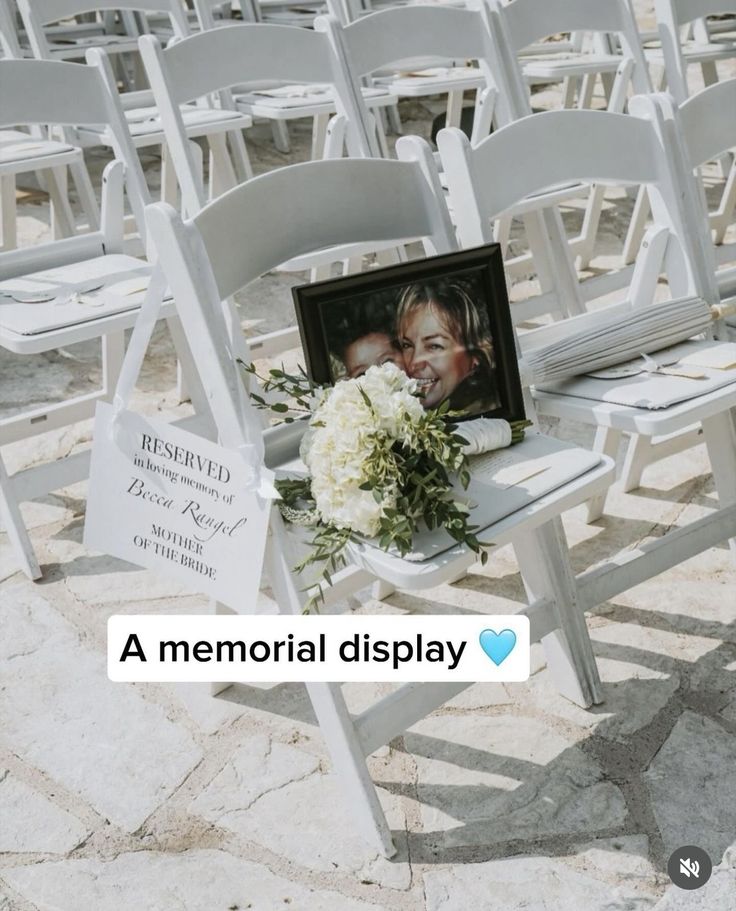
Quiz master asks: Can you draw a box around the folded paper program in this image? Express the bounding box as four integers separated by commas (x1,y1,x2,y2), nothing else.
456,418,512,455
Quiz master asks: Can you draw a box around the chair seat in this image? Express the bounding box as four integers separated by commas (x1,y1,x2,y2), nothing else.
46,34,140,59
522,53,624,82
79,104,252,146
532,339,736,436
0,130,77,166
340,434,614,589
275,433,607,578
234,84,393,119
0,253,174,354
646,42,736,66
382,66,485,97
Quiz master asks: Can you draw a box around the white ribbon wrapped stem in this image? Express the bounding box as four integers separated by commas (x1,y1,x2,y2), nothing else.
455,418,512,455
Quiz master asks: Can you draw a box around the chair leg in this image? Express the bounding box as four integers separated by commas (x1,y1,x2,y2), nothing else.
0,455,41,581
371,579,396,601
574,184,607,271
265,519,396,857
386,102,402,135
711,162,736,246
271,119,290,154
69,158,101,232
0,174,16,251
101,331,125,399
208,133,238,200
445,90,464,129
702,411,736,560
46,166,76,239
514,517,603,707
307,680,397,857
311,113,332,160
620,432,654,493
161,145,178,207
584,426,622,523
228,129,254,182
622,186,650,265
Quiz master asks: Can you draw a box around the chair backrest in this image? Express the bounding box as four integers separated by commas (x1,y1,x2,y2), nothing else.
677,76,736,167
429,94,719,315
655,0,736,100
144,155,457,449
319,5,515,144
17,0,190,60
487,0,652,117
0,0,22,57
663,82,736,273
138,23,371,214
0,56,150,238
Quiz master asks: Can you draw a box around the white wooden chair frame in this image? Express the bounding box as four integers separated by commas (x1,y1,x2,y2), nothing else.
142,155,618,856
623,0,736,264
137,22,368,221
17,0,253,208
434,96,736,556
606,80,736,495
320,4,587,324
0,1,101,248
487,0,654,278
0,58,204,578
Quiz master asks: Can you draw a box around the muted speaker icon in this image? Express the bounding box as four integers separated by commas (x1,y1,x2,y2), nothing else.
679,857,700,879
668,846,711,890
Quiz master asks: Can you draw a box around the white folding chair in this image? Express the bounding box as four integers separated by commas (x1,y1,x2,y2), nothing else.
653,0,736,102
0,0,101,248
17,0,253,208
610,80,736,494
325,1,490,138
17,0,189,62
675,78,736,293
434,95,736,544
487,0,653,274
143,153,617,857
623,0,736,263
138,22,370,220
188,0,393,156
0,58,202,578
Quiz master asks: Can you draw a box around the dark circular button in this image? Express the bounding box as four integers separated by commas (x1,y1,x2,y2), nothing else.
667,845,713,890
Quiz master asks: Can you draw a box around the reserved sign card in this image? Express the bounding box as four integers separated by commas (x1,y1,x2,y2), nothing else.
84,403,272,610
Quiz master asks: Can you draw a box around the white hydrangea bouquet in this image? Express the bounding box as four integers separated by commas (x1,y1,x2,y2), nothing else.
242,360,527,609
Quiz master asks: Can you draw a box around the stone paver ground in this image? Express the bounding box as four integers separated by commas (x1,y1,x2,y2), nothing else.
2,6,736,906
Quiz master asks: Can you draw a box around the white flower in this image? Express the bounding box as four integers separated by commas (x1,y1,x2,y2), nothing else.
301,363,420,536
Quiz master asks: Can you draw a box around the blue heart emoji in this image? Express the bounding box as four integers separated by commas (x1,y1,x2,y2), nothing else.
479,629,517,666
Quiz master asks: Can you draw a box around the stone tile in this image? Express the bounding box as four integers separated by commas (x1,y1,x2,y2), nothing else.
0,584,202,832
514,656,679,741
424,836,660,911
171,683,247,735
645,712,736,861
405,713,627,849
63,554,195,604
0,770,88,854
189,735,320,822
719,694,736,724
1,850,392,911
206,769,410,890
590,618,719,668
652,843,736,910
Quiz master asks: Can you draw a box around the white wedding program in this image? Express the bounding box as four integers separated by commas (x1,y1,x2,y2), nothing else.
84,403,272,610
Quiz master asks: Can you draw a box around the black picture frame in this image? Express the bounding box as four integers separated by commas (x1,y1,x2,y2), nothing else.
292,244,525,424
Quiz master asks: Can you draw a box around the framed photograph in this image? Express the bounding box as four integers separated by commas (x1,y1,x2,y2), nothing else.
293,244,525,423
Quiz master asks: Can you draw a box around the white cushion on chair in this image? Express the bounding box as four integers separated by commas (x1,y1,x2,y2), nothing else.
536,341,736,410
0,130,76,165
